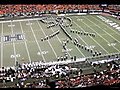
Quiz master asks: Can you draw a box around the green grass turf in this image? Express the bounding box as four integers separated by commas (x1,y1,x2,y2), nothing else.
0,14,120,67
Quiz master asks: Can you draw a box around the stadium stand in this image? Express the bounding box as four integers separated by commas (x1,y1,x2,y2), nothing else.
0,60,120,88
0,4,102,16
0,4,120,88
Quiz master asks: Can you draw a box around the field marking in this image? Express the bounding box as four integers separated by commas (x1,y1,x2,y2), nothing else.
1,23,3,67
11,21,17,65
81,17,119,53
69,27,88,46
74,16,109,54
91,16,120,45
41,51,49,55
4,42,24,46
90,16,120,51
73,43,86,57
36,20,58,58
69,25,92,56
28,20,46,62
95,16,120,36
82,18,119,53
19,21,32,63
0,17,43,24
73,39,86,57
51,16,86,58
85,16,120,52
68,26,88,57
58,17,85,57
108,43,116,46
50,16,72,57
100,33,119,36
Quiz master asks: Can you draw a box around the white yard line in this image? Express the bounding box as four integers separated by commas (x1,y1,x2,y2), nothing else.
72,42,86,57
0,18,43,24
19,21,32,63
51,16,85,58
100,33,118,36
36,20,58,58
50,16,72,57
83,19,119,53
85,16,120,52
1,23,3,67
28,20,46,62
69,27,88,45
95,15,120,36
92,16,120,44
108,17,120,28
11,21,17,65
74,16,109,54
69,27,87,57
4,41,23,44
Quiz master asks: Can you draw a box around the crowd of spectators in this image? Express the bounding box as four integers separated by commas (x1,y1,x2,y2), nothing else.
106,5,120,11
0,4,120,88
0,4,102,15
55,61,120,88
0,4,119,18
0,61,80,88
0,59,120,88
0,4,119,16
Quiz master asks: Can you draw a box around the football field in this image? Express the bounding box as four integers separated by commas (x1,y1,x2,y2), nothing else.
0,14,120,67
